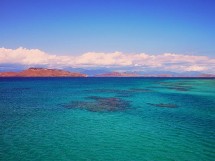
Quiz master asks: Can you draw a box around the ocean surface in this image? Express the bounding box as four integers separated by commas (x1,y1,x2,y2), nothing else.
0,78,215,161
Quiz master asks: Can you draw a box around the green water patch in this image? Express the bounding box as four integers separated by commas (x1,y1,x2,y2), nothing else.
147,103,178,108
84,88,153,98
129,88,153,92
61,96,131,112
158,82,193,92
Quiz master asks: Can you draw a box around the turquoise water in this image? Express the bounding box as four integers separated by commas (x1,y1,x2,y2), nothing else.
0,78,215,161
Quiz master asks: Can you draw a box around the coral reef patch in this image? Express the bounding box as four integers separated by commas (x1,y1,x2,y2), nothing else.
84,88,153,98
62,96,131,112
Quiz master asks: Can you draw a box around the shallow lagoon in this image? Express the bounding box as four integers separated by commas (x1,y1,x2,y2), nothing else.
0,78,215,161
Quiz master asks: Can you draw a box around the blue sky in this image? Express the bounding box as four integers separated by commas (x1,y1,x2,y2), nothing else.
1,0,215,56
1,0,215,73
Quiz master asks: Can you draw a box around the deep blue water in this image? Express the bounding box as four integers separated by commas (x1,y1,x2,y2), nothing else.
0,78,215,161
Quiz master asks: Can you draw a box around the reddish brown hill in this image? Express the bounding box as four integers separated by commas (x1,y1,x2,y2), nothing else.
0,72,18,77
0,68,87,77
95,72,140,77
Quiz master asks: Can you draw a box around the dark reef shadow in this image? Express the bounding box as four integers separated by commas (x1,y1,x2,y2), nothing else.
147,103,178,108
61,96,131,112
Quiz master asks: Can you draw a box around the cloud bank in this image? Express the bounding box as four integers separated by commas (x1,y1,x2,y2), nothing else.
0,47,215,73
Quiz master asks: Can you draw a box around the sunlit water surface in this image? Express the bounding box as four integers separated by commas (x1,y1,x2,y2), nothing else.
0,78,215,161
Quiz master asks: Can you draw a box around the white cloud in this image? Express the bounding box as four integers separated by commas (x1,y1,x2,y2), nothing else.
185,65,207,72
0,47,214,73
74,52,132,66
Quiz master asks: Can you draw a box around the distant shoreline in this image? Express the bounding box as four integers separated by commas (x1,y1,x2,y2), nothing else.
0,67,214,78
0,76,214,79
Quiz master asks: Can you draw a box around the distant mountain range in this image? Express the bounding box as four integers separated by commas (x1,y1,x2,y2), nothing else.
61,68,215,77
95,72,140,77
0,67,214,78
95,71,215,77
0,68,87,77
